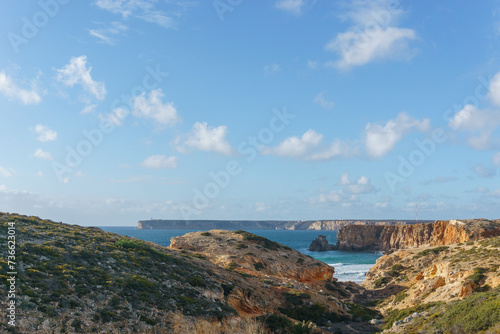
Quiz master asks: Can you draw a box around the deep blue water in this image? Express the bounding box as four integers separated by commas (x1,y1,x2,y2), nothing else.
100,227,381,283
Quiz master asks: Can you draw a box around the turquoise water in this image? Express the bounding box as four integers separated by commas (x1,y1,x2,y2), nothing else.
100,227,381,283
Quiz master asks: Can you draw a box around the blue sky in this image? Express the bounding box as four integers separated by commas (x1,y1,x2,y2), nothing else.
1,0,500,226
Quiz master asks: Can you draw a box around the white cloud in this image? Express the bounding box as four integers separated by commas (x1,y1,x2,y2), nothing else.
364,112,430,158
0,71,41,105
264,63,281,75
0,166,15,178
34,149,53,160
310,174,375,204
325,0,417,70
263,129,322,158
262,129,352,160
106,107,128,126
132,88,181,126
314,91,334,109
448,104,500,150
56,55,106,100
81,104,97,114
338,172,350,185
488,71,500,106
275,0,305,15
34,124,57,142
94,0,183,28
176,122,234,155
308,140,352,160
312,191,343,203
492,152,500,167
348,176,375,194
141,155,178,169
89,21,128,45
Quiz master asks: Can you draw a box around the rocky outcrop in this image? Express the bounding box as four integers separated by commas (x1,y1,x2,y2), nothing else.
170,229,334,283
336,219,500,253
309,235,337,251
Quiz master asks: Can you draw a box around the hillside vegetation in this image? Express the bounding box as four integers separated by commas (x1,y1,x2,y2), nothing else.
0,213,373,334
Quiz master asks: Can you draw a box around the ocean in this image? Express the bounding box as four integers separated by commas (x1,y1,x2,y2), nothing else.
100,227,381,283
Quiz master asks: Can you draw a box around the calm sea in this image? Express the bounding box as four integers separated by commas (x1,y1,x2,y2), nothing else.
100,227,381,283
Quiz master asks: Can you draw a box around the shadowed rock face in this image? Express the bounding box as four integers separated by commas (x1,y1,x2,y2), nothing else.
336,219,500,252
309,235,337,251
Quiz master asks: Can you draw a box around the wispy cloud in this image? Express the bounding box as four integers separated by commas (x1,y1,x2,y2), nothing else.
33,124,57,142
325,0,417,70
275,0,305,15
56,55,106,100
94,0,190,28
314,91,334,109
89,21,128,45
141,155,178,169
0,71,41,105
175,122,234,155
34,149,53,161
420,176,457,186
108,175,152,183
0,166,15,178
264,63,281,76
473,164,496,178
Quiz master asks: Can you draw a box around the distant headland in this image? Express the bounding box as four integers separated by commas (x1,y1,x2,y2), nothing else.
137,219,433,230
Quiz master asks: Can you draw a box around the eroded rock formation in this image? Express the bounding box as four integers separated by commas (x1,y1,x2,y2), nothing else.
170,229,334,283
309,235,337,251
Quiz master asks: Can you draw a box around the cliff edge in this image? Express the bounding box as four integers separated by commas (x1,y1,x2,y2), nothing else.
336,219,500,253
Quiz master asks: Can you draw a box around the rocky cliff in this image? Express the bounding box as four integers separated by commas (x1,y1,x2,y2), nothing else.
138,219,429,230
336,219,500,252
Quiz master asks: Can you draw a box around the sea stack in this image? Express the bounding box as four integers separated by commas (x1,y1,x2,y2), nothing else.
309,235,336,251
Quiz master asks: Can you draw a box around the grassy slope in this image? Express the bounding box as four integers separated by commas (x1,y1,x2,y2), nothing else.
0,213,235,333
0,213,367,334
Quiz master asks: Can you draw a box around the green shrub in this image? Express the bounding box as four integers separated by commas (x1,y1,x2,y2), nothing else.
383,302,443,329
465,267,487,285
296,257,305,264
200,232,211,236
284,291,311,305
394,291,408,303
347,303,379,321
435,287,500,332
188,276,206,288
279,303,342,326
374,277,390,288
253,262,264,271
235,243,248,249
416,246,449,258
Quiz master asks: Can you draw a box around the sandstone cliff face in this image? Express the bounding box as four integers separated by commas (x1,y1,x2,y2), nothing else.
336,225,386,251
336,219,500,252
361,235,500,313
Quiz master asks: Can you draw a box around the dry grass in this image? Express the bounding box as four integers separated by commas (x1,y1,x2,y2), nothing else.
192,317,267,334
